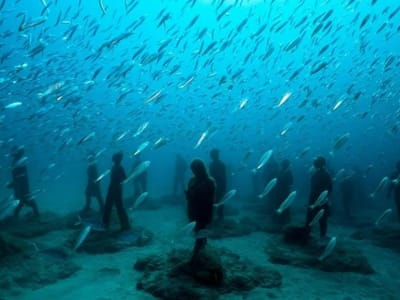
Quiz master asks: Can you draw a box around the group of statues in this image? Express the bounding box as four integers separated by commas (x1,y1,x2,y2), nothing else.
4,145,400,258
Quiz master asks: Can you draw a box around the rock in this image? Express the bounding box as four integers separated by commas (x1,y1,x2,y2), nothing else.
267,238,375,274
350,225,400,253
135,247,281,300
0,234,32,259
0,212,67,238
71,226,153,254
0,246,80,290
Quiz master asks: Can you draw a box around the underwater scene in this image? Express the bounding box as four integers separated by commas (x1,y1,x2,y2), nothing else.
1,0,400,299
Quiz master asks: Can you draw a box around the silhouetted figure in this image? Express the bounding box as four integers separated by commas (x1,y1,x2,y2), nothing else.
387,161,400,221
132,155,147,203
339,171,355,218
273,159,293,226
306,156,333,239
185,159,215,260
173,153,187,195
81,154,104,214
103,151,130,231
209,149,226,221
6,146,39,218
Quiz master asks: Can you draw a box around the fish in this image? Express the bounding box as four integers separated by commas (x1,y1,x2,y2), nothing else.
153,137,171,149
77,132,95,146
374,208,392,226
178,76,195,89
258,178,277,199
309,209,325,226
253,149,273,172
370,176,389,198
73,225,92,251
182,221,196,236
133,192,148,209
194,129,209,149
144,90,163,104
95,169,110,183
276,191,296,214
318,236,337,261
330,133,350,155
15,156,28,168
5,102,22,109
124,161,151,184
333,168,346,182
98,0,107,16
332,97,345,111
133,122,149,137
276,92,292,107
134,141,149,156
214,189,236,207
310,190,329,209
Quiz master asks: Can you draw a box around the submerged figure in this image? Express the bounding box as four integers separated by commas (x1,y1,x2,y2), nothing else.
306,156,333,239
185,159,215,259
132,154,147,204
209,149,226,222
6,146,40,218
81,154,104,214
102,151,130,231
387,161,400,221
339,170,355,218
273,159,293,226
173,153,187,195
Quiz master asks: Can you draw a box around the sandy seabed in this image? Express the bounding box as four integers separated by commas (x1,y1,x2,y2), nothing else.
1,204,399,300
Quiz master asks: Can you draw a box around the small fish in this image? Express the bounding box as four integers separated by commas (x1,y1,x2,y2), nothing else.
5,102,22,109
98,0,107,15
276,92,292,107
280,122,293,136
258,178,277,198
77,132,95,146
374,208,392,226
182,221,196,236
310,190,329,209
215,189,236,207
333,168,346,182
318,236,337,261
15,156,28,168
133,192,148,209
133,122,149,137
95,169,110,183
309,209,325,226
238,98,248,110
194,129,209,149
178,76,194,89
253,149,273,172
276,191,296,214
73,225,92,251
134,141,149,156
370,176,389,198
144,90,163,104
124,161,151,184
332,97,345,111
152,137,170,149
330,133,350,156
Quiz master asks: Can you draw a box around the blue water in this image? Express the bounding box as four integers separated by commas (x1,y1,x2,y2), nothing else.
0,0,399,213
